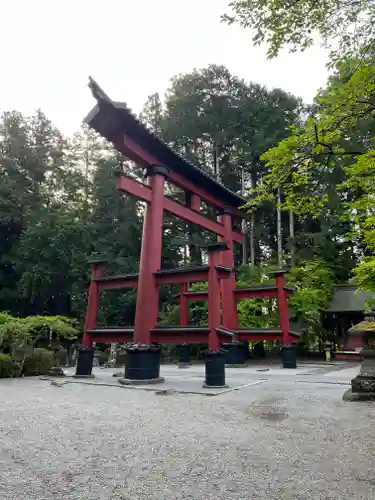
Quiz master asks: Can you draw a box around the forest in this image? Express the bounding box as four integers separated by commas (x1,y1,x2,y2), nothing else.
1,0,375,353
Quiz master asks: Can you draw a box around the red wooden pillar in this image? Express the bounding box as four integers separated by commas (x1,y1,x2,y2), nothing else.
178,193,201,325
207,247,222,351
133,165,168,344
272,270,292,345
189,193,201,212
82,258,104,347
217,208,238,330
179,283,189,325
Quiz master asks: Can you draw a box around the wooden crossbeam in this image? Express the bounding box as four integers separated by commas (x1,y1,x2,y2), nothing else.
116,172,243,243
114,134,245,218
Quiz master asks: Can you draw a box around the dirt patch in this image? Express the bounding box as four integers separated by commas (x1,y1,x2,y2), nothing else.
247,405,288,422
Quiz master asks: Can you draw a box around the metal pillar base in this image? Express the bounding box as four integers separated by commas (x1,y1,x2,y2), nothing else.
203,349,228,388
74,347,94,377
178,343,191,368
122,344,163,382
222,342,246,365
119,377,165,386
280,344,297,369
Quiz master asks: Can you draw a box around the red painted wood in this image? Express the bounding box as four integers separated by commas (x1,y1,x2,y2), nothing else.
218,212,238,331
190,193,201,211
133,172,165,344
114,135,245,218
179,283,189,325
88,329,284,344
88,333,134,343
183,291,208,301
335,353,363,361
237,332,283,341
346,334,365,349
83,263,103,347
275,275,292,345
235,288,276,299
116,172,243,242
96,277,138,291
163,196,226,237
207,252,221,350
155,267,230,286
116,173,152,202
180,287,294,301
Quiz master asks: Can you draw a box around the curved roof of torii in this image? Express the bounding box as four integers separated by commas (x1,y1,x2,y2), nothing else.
83,78,247,210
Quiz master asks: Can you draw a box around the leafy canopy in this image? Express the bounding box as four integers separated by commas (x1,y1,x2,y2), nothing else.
223,0,375,63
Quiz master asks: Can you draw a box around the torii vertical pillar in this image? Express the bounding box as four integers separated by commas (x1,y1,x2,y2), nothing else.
217,208,238,331
204,242,229,389
123,165,168,384
269,270,297,369
76,256,105,378
82,257,105,348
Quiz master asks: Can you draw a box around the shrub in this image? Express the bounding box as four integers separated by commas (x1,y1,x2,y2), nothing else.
0,354,13,378
98,351,110,366
23,348,54,376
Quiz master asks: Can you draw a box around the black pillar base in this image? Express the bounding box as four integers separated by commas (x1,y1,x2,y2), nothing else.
120,344,164,384
203,349,228,388
178,343,191,368
280,344,297,369
74,347,95,378
222,342,246,365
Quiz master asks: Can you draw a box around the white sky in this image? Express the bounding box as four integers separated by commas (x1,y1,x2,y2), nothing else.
0,0,329,136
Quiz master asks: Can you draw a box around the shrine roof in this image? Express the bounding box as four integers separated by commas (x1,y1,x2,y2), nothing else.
326,285,375,313
84,78,246,209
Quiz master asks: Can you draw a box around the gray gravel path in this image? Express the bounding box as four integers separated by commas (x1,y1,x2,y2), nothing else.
0,365,374,499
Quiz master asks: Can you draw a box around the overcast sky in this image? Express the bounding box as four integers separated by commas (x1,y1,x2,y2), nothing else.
1,0,329,136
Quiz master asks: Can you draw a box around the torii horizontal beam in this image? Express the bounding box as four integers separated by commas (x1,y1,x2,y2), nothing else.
113,135,245,219
116,172,244,244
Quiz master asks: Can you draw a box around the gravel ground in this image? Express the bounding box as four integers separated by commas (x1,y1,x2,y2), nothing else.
0,365,375,499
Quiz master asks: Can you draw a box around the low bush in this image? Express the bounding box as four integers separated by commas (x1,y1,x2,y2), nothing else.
23,348,54,376
0,354,13,378
98,351,110,366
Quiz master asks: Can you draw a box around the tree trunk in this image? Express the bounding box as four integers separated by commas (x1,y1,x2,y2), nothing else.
213,142,220,182
289,209,295,267
241,165,248,265
277,187,282,268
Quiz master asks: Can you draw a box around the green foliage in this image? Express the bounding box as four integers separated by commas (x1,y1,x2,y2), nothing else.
98,351,110,366
224,0,375,294
237,300,278,329
287,260,333,333
353,258,375,293
23,348,53,376
0,354,13,378
222,0,375,63
0,313,78,352
0,313,15,324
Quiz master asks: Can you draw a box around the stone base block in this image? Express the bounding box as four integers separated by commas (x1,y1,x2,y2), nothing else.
343,389,375,402
49,367,65,377
73,374,95,379
351,373,375,393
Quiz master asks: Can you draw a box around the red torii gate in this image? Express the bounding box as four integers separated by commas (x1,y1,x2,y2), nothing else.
75,78,297,385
